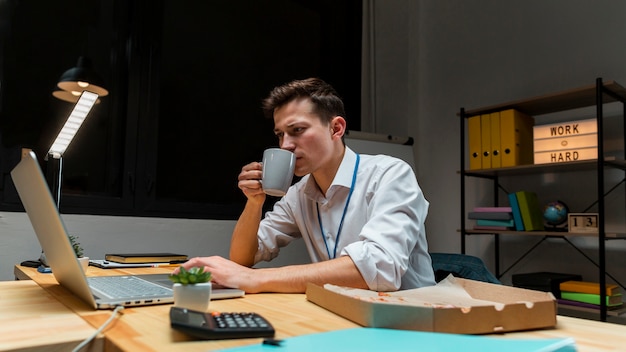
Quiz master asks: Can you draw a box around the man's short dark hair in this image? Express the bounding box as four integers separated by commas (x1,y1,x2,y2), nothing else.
262,78,346,125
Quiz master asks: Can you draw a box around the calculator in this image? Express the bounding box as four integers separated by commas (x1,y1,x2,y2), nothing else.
170,307,275,340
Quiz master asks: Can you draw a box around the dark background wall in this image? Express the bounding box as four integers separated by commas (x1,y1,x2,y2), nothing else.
0,0,362,219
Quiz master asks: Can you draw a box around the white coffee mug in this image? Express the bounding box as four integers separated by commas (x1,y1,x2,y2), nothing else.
261,148,295,196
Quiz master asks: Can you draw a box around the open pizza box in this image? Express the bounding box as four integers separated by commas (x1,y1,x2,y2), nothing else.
306,275,557,334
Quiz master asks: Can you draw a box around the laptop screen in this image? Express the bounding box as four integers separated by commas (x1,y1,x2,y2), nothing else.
11,151,100,308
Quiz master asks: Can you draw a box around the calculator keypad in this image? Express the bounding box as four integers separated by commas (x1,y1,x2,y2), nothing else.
213,312,271,330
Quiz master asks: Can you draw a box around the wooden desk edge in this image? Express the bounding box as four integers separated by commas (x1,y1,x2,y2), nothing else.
14,264,33,280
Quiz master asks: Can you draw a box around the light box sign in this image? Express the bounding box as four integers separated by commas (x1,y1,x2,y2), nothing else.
533,119,598,164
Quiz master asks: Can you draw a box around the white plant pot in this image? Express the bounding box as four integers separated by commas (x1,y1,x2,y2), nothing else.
78,256,90,273
173,283,212,312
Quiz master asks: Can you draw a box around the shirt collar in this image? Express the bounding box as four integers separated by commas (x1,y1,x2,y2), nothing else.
304,146,357,200
332,146,358,188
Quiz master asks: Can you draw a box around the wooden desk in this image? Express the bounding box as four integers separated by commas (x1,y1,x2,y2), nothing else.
14,265,358,351
13,265,626,351
0,280,103,352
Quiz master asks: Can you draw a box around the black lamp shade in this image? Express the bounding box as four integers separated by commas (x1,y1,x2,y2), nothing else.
56,56,109,97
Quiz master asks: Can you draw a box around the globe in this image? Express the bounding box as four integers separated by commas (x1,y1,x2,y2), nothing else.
543,201,569,227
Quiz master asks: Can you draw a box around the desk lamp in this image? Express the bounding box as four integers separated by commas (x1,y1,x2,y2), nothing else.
37,57,106,266
38,91,98,267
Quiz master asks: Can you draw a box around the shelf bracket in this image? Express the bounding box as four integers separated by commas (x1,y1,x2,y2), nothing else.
497,236,548,278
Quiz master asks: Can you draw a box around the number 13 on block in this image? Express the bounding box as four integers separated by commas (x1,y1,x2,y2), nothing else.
568,213,599,233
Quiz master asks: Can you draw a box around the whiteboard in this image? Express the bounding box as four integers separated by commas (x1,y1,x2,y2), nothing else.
345,133,416,171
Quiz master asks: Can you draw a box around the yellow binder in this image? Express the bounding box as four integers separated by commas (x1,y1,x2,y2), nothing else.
480,114,492,169
468,115,482,169
490,111,501,168
500,109,534,167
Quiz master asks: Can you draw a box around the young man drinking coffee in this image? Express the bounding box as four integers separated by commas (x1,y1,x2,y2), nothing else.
177,78,436,293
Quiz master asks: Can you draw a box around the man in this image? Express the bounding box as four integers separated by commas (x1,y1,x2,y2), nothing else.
178,78,435,293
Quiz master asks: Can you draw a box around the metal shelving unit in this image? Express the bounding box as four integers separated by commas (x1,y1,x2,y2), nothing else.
459,78,626,321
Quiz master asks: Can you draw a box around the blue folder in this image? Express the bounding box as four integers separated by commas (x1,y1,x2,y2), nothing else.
508,192,525,231
221,327,576,352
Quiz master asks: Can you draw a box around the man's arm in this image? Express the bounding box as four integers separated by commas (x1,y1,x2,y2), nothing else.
229,200,264,267
253,255,368,293
180,255,368,293
230,161,266,266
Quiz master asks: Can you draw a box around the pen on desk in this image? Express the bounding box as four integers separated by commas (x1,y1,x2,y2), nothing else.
263,338,283,346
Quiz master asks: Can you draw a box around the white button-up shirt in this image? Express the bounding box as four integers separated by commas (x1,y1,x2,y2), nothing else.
254,147,435,291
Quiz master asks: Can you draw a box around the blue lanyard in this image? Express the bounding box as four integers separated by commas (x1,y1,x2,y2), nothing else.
316,153,360,259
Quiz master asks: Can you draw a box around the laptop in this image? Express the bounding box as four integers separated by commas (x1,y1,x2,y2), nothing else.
11,151,245,309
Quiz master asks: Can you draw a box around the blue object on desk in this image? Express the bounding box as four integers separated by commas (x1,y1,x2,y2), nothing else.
221,328,576,352
37,265,52,273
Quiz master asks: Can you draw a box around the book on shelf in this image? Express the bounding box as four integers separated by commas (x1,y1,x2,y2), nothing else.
466,109,534,169
560,291,623,307
468,115,482,170
507,192,525,231
489,111,501,168
476,219,515,227
480,114,492,169
558,298,624,311
468,211,513,220
515,191,545,231
472,225,512,231
500,109,534,167
104,252,189,264
559,280,622,296
472,206,513,213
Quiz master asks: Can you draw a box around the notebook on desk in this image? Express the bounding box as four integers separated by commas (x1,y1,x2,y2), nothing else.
11,151,245,309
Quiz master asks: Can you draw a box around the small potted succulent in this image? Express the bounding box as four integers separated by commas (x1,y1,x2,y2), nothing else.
169,266,212,311
69,234,89,272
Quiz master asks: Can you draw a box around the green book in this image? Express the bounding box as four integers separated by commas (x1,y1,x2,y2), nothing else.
515,191,545,231
560,291,623,306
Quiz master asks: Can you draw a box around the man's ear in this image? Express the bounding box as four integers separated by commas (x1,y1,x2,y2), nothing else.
330,116,347,139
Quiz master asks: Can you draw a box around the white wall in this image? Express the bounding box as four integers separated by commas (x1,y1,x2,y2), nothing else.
370,0,626,285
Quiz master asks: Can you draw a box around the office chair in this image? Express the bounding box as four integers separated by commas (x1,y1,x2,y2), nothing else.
430,252,501,284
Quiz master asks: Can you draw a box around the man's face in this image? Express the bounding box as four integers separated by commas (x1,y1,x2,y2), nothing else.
273,99,334,177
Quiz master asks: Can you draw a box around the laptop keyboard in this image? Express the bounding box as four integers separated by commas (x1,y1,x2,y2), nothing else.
87,276,172,299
